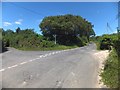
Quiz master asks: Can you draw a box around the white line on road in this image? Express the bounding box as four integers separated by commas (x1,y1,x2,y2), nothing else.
2,48,78,72
39,55,43,58
52,52,55,54
0,69,5,72
28,59,36,62
71,72,75,76
48,53,52,55
11,64,18,68
7,64,18,69
20,62,27,65
8,66,13,69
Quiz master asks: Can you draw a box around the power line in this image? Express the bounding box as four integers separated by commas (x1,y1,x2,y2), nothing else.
2,0,46,17
107,22,113,33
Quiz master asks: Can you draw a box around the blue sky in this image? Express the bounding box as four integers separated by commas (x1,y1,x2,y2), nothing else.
2,2,118,35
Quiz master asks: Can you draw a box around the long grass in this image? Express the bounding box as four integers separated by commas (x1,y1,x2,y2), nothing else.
17,45,79,51
101,49,118,88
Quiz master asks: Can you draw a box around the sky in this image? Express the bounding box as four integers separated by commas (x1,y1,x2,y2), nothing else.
1,2,118,36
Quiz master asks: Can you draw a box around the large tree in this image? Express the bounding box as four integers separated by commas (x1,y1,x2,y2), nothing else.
39,14,95,45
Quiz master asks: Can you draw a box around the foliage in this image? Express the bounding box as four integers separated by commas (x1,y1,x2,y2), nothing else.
0,28,6,52
2,27,79,51
95,34,118,50
101,49,118,88
96,33,119,88
99,38,112,50
2,28,56,50
39,14,95,46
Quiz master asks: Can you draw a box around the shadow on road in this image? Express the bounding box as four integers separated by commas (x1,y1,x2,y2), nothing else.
0,47,8,53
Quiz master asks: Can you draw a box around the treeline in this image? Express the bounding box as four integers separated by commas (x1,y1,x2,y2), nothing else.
1,14,95,51
1,28,56,51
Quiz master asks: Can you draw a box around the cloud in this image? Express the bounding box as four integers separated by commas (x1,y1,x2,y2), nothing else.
15,19,23,25
113,30,117,33
3,22,12,26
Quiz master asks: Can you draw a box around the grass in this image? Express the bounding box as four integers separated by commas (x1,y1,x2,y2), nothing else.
95,42,101,50
101,49,119,88
93,41,101,50
16,45,79,51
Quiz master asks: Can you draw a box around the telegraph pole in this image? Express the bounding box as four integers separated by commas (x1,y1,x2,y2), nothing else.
117,26,120,90
117,27,120,39
117,27,120,90
53,34,57,45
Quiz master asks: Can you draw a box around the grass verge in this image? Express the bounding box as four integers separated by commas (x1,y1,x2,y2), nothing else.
100,49,118,88
16,45,79,51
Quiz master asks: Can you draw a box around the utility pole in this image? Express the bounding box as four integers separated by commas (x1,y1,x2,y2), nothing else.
117,27,120,89
117,27,120,39
53,34,57,45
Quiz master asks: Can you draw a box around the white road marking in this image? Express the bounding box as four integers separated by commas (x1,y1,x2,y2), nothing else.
2,48,78,72
0,69,5,72
48,53,52,55
28,60,33,62
36,58,40,59
8,66,12,69
39,55,43,58
58,51,61,53
44,54,49,57
8,64,18,69
71,72,75,76
28,59,36,62
11,64,18,68
52,52,55,54
20,62,27,65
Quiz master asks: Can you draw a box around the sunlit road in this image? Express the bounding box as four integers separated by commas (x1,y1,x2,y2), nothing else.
1,43,100,88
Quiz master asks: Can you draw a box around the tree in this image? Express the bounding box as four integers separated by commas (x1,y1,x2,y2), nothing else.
39,14,95,46
16,27,21,34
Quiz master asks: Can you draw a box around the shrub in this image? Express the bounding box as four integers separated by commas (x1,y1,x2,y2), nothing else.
100,38,112,50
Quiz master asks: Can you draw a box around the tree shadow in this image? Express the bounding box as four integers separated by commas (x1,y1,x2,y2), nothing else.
0,47,8,53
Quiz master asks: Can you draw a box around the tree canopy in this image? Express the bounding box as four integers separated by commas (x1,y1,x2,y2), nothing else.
39,14,95,45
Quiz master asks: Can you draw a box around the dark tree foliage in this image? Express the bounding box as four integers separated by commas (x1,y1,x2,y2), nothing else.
2,28,55,49
100,38,112,50
98,34,118,50
16,27,21,34
39,14,95,46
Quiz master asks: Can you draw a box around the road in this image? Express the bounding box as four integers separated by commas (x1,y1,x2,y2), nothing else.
1,43,100,88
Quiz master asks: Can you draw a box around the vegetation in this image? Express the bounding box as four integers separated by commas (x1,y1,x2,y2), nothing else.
0,28,2,53
95,34,118,50
101,49,118,88
95,33,119,88
1,14,95,51
40,14,95,46
1,28,64,51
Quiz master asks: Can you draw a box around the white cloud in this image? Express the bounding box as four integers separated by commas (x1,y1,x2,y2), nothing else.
15,21,21,25
3,22,12,26
15,19,23,25
113,30,117,34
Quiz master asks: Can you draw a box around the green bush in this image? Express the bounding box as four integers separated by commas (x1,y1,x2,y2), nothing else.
100,38,112,50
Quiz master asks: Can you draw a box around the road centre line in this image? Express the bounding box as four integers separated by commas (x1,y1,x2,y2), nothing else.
1,47,79,72
20,61,27,65
0,69,5,72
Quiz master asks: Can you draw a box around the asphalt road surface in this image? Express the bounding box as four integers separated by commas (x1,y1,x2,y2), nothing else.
1,43,100,88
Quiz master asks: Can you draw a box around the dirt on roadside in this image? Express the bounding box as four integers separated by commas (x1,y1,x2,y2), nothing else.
92,50,109,88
